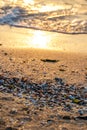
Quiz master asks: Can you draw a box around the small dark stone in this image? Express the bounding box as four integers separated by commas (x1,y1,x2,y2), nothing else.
21,117,32,122
55,77,62,82
49,115,55,118
10,109,17,114
5,127,12,130
41,59,59,63
66,104,72,110
22,107,29,111
21,77,28,82
27,110,30,114
4,52,8,56
0,104,2,109
0,118,5,125
49,128,55,130
55,77,64,85
62,127,68,130
57,114,63,119
12,77,19,82
0,97,14,101
59,69,65,72
5,127,18,130
47,119,55,124
78,110,84,115
63,116,71,120
0,79,4,85
76,116,87,120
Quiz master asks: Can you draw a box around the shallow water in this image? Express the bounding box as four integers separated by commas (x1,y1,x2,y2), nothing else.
0,0,87,34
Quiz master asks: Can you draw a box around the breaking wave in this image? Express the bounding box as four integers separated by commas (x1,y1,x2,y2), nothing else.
0,0,87,34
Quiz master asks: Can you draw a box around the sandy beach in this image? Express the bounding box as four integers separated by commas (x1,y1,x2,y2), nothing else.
0,25,87,130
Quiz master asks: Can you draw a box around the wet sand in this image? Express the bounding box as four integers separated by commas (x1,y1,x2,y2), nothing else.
0,47,87,85
0,25,87,130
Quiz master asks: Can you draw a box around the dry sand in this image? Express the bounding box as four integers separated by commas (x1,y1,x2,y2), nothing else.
0,25,87,130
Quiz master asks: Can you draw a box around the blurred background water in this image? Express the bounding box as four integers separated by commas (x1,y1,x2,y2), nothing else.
0,0,87,34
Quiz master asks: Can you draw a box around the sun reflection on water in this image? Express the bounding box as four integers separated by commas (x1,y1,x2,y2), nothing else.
10,0,64,12
10,0,34,5
38,5,64,12
26,30,50,49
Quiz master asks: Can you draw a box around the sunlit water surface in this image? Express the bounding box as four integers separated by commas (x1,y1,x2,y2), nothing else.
0,0,87,34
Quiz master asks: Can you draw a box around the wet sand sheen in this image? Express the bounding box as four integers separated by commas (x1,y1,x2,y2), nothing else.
0,25,87,53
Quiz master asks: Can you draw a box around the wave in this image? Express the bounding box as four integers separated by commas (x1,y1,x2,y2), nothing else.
0,4,87,34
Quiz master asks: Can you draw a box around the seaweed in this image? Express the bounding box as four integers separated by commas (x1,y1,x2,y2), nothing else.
41,59,59,63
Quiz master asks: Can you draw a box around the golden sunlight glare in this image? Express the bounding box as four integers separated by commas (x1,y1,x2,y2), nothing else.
23,0,34,5
10,0,17,3
39,5,64,12
31,31,49,49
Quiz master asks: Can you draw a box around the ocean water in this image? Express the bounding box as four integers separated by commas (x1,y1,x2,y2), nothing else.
0,0,87,34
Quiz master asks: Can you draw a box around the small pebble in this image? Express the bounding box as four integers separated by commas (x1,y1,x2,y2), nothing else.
4,52,8,56
17,93,23,98
0,118,5,125
62,127,68,130
78,110,84,115
5,127,18,130
0,79,4,85
10,108,17,114
68,95,75,100
63,116,71,120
